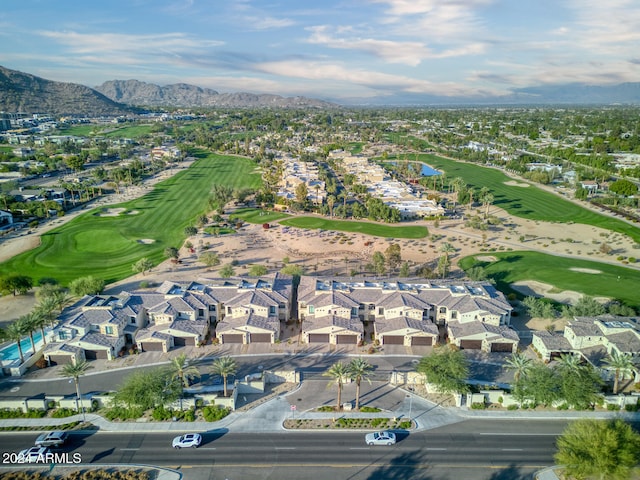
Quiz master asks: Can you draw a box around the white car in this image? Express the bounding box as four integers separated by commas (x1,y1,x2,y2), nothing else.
17,446,49,463
172,433,202,449
365,431,396,446
35,430,68,447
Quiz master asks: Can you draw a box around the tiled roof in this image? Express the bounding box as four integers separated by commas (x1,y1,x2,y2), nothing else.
375,316,438,335
78,332,119,348
448,321,519,342
532,331,573,351
302,314,362,333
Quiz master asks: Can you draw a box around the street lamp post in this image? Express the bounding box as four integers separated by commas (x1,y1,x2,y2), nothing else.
406,393,413,426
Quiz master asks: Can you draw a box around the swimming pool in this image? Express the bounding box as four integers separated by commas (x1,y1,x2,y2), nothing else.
0,330,45,361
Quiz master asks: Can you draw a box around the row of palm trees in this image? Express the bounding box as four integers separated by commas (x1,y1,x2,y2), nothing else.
506,350,636,394
324,358,374,411
1,290,71,364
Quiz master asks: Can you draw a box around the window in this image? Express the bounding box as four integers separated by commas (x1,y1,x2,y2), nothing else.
269,306,276,314
378,307,384,315
451,311,457,319
58,331,67,340
130,316,136,324
351,307,358,316
227,306,233,314
439,307,447,314
198,308,205,317
105,326,114,335
309,305,315,314
209,305,216,311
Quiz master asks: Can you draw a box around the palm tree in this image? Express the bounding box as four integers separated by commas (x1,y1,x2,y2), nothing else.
557,353,582,374
439,242,455,259
211,356,238,397
5,321,26,364
28,308,49,346
35,295,59,333
171,354,200,391
326,195,336,217
604,351,635,394
481,191,494,218
324,362,350,411
17,313,38,354
60,360,94,415
348,358,374,410
505,352,532,383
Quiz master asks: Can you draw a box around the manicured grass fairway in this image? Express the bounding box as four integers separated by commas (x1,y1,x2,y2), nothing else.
411,153,640,244
229,208,290,224
0,153,261,285
279,216,429,239
460,252,640,309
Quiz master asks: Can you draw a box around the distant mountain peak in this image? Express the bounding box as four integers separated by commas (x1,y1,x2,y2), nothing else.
95,79,335,108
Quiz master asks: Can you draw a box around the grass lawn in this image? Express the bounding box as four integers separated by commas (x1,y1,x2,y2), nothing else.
404,153,640,244
57,124,155,138
279,216,429,238
0,153,261,285
228,208,290,224
459,251,640,309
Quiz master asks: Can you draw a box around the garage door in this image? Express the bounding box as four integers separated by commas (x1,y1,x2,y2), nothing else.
47,354,73,366
459,340,482,350
85,349,108,360
383,335,404,345
308,333,330,343
491,342,513,352
411,336,432,346
221,334,244,344
250,333,272,343
140,342,164,352
173,337,196,347
336,335,357,344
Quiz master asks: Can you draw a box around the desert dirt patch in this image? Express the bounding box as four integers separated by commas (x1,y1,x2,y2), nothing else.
569,267,602,274
504,180,530,187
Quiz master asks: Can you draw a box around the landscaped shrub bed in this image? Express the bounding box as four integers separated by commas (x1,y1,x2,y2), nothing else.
202,405,231,422
0,468,151,479
284,418,413,430
0,409,47,419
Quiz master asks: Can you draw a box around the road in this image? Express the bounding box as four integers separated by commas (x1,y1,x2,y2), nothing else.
1,419,563,480
0,353,511,399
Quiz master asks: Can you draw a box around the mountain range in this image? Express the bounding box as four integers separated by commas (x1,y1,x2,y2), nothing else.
1,64,640,116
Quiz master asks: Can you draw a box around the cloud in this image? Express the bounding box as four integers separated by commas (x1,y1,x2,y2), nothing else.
306,26,431,66
253,58,499,97
242,15,295,30
38,30,224,55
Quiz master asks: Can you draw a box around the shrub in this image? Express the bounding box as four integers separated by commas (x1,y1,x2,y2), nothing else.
202,405,231,422
471,402,486,410
624,403,639,412
360,406,381,413
370,418,386,428
51,408,76,418
607,404,621,411
317,406,335,412
507,404,519,410
556,403,569,410
398,420,412,429
152,405,174,421
104,406,144,420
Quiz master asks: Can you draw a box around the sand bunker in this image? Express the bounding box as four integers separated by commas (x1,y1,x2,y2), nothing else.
138,239,155,244
569,267,602,274
475,255,497,262
511,280,583,305
97,208,126,217
504,180,530,187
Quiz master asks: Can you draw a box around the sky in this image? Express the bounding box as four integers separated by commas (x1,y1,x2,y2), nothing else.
1,0,639,103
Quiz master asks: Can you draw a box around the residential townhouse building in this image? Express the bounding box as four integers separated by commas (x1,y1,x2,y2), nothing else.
297,277,514,349
533,315,640,364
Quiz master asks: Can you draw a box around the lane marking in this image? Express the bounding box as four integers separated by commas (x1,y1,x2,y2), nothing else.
119,448,139,451
501,448,524,451
275,447,296,450
479,433,558,436
426,448,447,451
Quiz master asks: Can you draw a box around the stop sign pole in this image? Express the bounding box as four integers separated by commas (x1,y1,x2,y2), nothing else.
290,404,296,419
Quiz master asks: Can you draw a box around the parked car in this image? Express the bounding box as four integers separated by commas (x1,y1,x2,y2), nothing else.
35,431,68,447
365,431,396,446
17,447,49,463
172,433,202,449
